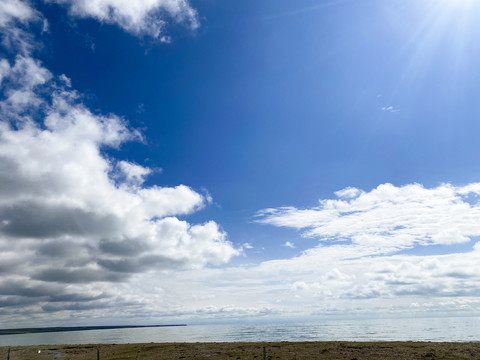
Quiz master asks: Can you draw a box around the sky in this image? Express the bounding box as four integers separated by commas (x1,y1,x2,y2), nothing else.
1,0,480,328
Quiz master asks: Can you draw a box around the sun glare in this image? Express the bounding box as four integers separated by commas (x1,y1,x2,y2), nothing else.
397,0,479,84
383,0,480,108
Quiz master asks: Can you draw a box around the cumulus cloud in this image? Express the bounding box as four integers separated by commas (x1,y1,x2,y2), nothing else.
49,0,199,38
0,63,238,271
0,0,238,326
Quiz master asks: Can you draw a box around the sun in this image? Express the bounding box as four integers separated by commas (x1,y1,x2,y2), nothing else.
388,0,479,100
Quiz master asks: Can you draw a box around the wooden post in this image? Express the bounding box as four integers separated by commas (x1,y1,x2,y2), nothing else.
263,346,266,360
97,347,100,360
7,348,10,360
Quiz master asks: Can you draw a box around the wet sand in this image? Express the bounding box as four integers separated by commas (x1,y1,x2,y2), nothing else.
1,341,480,359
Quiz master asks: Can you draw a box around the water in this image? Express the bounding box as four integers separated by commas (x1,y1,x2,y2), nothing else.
0,317,478,346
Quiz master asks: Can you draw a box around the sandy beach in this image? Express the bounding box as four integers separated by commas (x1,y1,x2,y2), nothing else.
1,341,480,359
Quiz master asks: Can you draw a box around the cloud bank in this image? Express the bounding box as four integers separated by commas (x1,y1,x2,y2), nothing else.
94,183,480,324
226,182,480,319
138,183,480,323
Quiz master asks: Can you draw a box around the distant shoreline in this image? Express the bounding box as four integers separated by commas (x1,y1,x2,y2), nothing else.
0,324,187,336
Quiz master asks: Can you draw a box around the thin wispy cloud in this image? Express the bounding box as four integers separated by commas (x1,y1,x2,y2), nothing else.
382,105,400,113
256,183,480,257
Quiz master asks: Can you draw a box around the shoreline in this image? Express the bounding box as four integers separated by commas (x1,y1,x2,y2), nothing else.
1,341,479,359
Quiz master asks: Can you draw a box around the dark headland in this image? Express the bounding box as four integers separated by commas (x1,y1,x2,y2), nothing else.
0,324,186,336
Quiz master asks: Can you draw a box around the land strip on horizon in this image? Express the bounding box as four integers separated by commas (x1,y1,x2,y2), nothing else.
0,324,186,336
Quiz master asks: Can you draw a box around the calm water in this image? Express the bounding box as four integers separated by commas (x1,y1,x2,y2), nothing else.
0,317,478,346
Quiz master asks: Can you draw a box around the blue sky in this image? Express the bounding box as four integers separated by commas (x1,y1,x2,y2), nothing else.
1,0,480,327
42,0,480,253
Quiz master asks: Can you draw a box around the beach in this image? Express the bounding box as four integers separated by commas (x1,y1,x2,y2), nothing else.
1,341,480,359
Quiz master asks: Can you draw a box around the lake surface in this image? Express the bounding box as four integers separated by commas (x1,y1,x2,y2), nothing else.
0,317,478,346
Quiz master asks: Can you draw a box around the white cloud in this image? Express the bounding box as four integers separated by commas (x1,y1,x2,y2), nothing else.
284,241,295,249
382,105,400,113
0,0,42,56
334,186,362,199
0,59,11,84
116,160,152,187
49,0,199,38
0,0,37,27
0,56,52,117
42,18,49,33
12,55,52,87
58,73,71,87
256,183,480,256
